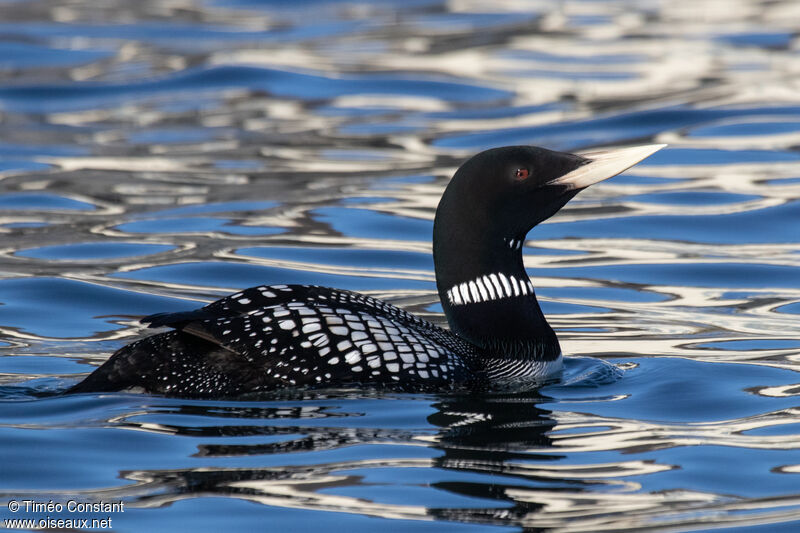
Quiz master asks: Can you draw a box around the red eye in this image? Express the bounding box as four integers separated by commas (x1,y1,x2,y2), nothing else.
514,168,529,180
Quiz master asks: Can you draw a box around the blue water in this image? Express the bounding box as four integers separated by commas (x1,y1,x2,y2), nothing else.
1,0,800,531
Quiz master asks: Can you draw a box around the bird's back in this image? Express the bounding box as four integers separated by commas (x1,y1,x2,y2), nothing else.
69,284,482,397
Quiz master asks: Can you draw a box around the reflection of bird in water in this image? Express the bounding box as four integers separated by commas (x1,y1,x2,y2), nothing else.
70,144,663,397
429,393,556,451
94,393,564,527
427,393,561,524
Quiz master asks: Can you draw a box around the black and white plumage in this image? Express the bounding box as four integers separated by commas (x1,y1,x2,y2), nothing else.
69,144,664,398
74,285,483,396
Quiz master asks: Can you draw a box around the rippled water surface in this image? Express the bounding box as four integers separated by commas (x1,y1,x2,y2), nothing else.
1,0,800,531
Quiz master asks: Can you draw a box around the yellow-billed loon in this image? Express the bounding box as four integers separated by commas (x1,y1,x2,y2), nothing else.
69,144,664,397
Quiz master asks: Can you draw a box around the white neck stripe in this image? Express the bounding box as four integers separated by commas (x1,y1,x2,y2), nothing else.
446,273,535,306
505,238,523,251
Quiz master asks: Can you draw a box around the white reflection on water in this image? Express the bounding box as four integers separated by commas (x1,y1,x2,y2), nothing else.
0,0,799,531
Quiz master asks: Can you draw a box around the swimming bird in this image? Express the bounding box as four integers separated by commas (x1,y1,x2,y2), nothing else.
69,144,664,397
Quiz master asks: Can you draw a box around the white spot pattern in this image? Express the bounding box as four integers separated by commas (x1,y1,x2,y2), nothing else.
121,283,562,397
154,284,491,392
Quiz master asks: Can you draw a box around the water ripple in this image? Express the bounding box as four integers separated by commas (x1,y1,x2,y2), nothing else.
0,0,799,530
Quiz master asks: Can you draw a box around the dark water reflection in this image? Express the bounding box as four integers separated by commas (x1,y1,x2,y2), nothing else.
1,0,800,530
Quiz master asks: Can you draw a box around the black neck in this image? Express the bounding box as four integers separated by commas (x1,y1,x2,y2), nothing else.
432,211,559,361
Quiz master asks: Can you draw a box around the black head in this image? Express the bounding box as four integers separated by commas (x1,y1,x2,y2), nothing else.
432,144,665,354
437,146,588,240
434,144,665,266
